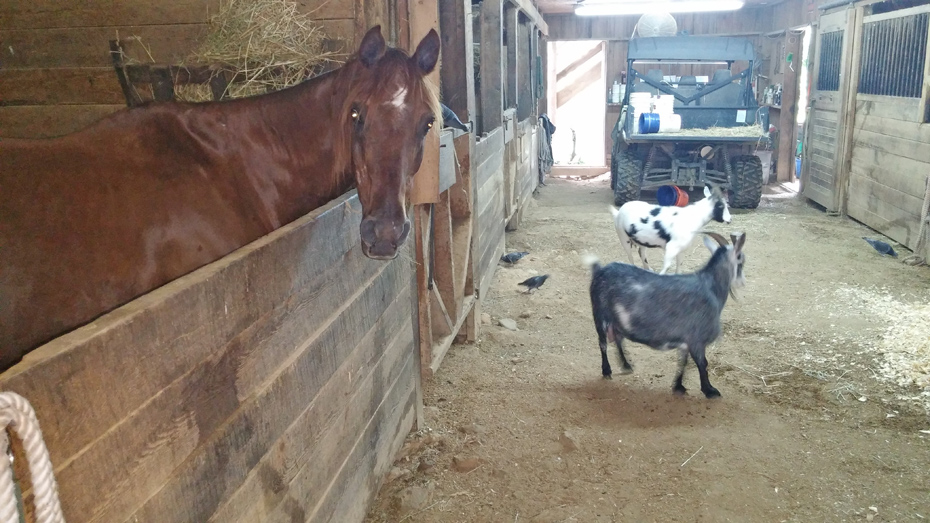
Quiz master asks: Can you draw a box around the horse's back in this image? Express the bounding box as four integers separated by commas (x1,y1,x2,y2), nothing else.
0,104,273,369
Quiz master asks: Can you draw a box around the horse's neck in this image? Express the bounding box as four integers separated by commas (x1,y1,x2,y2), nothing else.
246,69,355,210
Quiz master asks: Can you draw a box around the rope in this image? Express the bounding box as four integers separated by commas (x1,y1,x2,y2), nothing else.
0,393,64,523
903,174,930,267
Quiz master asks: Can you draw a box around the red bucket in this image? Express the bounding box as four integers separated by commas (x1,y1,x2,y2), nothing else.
656,185,689,207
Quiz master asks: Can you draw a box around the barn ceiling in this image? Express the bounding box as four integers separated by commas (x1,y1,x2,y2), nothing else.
535,0,783,15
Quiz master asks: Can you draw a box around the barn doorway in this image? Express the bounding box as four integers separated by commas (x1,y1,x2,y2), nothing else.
546,40,607,173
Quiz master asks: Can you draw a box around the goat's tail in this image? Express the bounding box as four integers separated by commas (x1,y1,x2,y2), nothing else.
582,253,602,272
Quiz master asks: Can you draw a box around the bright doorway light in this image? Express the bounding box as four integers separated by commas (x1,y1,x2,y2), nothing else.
575,0,744,16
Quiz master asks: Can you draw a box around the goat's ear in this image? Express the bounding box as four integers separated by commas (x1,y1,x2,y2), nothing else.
704,185,712,198
734,232,747,251
703,234,719,254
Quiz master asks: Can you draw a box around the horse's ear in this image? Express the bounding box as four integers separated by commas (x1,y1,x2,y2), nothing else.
359,25,386,67
411,29,440,74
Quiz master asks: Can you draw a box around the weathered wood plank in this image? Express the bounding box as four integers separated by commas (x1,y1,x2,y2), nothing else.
0,193,362,474
850,145,930,198
475,127,505,187
479,0,503,134
407,0,440,204
847,176,922,248
853,128,930,165
433,192,458,321
0,68,124,105
0,19,355,69
125,253,412,522
856,113,930,144
52,246,407,522
856,95,922,123
305,354,417,522
0,0,355,29
208,287,415,522
0,104,123,138
476,166,505,220
438,0,474,118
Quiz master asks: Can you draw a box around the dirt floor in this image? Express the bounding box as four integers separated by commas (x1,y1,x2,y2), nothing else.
365,175,930,523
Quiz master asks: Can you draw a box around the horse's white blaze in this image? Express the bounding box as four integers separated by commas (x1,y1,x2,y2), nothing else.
389,87,408,108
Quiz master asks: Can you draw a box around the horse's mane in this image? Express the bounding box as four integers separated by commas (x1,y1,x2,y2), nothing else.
330,48,443,185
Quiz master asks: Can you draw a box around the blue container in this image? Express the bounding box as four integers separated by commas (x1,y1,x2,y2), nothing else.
795,157,802,179
656,185,678,206
638,112,661,134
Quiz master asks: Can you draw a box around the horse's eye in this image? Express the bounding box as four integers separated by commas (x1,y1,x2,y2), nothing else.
351,108,360,120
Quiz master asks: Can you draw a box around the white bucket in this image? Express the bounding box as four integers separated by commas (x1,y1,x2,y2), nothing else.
658,113,682,133
655,95,675,115
754,150,774,184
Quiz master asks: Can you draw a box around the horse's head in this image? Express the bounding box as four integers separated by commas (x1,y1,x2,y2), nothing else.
337,26,441,260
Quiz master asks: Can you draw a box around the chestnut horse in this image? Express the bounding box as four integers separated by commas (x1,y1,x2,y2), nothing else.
0,26,441,371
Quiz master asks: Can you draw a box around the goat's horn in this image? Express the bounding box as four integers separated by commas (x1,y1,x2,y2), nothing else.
703,231,729,246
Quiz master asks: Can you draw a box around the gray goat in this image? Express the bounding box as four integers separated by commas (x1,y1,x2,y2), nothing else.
586,231,747,398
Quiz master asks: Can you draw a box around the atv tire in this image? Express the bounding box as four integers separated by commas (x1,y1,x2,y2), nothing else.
612,149,643,207
728,155,763,209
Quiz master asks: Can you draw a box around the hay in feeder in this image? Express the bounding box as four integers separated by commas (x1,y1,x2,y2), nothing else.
176,0,340,101
657,123,766,138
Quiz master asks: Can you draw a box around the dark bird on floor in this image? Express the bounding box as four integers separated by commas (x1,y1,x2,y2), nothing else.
500,251,529,265
441,103,470,132
518,274,550,293
862,237,898,258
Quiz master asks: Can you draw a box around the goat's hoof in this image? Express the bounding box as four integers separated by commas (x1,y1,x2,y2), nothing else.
602,374,613,380
703,388,721,399
673,385,688,396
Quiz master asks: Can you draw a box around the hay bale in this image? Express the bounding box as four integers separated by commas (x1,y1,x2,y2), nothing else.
177,0,340,101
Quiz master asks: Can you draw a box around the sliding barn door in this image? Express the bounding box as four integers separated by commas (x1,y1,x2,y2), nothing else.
804,9,853,211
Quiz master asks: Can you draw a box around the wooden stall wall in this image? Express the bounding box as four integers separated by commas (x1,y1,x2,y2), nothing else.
470,0,545,305
544,10,768,163
0,192,420,523
0,0,370,138
474,127,508,301
844,4,930,253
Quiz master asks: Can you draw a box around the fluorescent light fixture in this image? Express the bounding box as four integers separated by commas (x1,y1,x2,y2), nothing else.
575,0,744,16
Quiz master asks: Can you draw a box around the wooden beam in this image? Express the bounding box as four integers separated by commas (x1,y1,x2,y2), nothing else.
506,6,519,111
555,41,604,82
408,0,441,204
432,193,458,322
555,60,602,109
414,205,433,379
776,32,801,182
835,6,863,215
438,0,474,120
919,6,930,124
429,295,476,374
480,0,504,134
506,0,548,36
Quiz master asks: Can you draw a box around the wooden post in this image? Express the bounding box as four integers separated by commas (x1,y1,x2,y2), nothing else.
438,0,475,120
835,6,863,215
506,6,519,112
777,33,801,182
920,7,930,126
480,0,504,134
408,0,441,205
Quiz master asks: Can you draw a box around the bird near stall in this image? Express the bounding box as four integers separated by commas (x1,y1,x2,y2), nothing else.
862,237,898,258
518,274,549,293
500,251,529,266
441,103,470,132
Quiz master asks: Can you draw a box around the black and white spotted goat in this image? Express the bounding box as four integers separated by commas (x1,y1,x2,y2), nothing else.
610,185,731,274
585,231,747,398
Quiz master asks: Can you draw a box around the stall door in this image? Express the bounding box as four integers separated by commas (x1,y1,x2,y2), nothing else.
804,9,853,211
